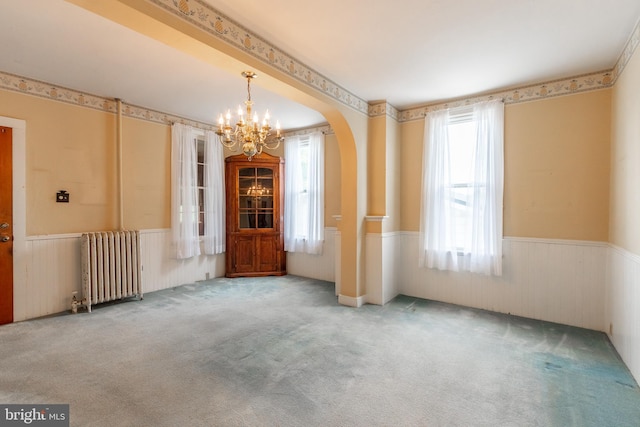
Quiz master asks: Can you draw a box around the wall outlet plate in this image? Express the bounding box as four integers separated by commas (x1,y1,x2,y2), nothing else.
56,190,69,203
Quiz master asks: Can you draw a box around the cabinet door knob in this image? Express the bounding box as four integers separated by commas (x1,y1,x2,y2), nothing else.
0,235,10,243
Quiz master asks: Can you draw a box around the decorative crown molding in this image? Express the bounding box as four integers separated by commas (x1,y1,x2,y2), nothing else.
0,66,619,128
0,70,216,130
612,16,640,83
398,69,614,122
151,0,639,123
0,71,118,113
1,8,638,128
149,0,369,116
368,101,400,121
398,16,640,122
283,123,333,137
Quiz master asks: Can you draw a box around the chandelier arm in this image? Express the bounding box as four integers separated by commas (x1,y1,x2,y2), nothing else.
216,133,239,149
263,137,283,150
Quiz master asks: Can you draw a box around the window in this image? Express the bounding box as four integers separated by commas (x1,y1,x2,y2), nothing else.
448,111,475,250
284,132,324,255
196,136,205,236
176,134,206,236
171,124,225,259
292,138,310,238
420,100,504,275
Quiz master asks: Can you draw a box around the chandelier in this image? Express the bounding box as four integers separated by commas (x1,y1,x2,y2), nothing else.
216,71,284,159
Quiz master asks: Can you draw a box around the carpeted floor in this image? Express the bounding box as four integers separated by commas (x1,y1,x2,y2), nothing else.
0,275,639,426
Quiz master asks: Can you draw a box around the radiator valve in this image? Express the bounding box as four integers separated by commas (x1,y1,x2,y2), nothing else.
71,292,86,314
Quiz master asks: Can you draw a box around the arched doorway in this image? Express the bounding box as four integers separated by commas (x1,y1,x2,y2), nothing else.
67,0,369,304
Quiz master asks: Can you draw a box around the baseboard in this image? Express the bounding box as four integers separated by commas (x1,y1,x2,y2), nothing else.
338,293,365,308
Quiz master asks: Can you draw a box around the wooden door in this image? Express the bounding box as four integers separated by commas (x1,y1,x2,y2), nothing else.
258,234,280,272
232,234,257,274
0,127,13,324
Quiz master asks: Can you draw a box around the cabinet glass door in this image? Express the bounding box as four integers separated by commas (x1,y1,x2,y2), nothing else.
238,167,274,229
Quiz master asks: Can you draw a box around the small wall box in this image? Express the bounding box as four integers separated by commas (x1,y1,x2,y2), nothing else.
56,190,69,203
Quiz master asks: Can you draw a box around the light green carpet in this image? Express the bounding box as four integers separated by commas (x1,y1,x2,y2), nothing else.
0,275,638,426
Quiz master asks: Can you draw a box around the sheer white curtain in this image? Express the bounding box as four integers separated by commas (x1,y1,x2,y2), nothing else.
203,130,225,255
284,131,325,254
419,100,504,275
171,123,200,259
467,100,504,275
419,108,457,271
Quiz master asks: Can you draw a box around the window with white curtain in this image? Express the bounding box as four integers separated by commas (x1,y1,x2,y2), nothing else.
196,137,205,236
284,131,324,254
171,123,225,259
293,138,310,237
419,100,504,276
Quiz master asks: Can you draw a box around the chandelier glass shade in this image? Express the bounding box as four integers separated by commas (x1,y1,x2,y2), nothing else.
216,71,284,159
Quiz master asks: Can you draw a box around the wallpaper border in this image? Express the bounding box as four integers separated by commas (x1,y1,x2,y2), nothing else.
0,71,215,129
398,70,614,122
148,0,369,116
1,4,638,126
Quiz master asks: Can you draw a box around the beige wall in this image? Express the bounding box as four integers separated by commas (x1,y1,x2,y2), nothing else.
368,115,386,217
0,75,616,243
386,114,402,233
400,90,611,241
400,119,424,232
324,132,341,228
0,91,118,235
0,90,174,235
121,117,171,230
504,90,610,240
0,87,342,236
366,112,402,233
610,43,640,255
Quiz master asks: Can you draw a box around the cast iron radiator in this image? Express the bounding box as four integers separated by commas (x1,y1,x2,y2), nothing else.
76,230,143,313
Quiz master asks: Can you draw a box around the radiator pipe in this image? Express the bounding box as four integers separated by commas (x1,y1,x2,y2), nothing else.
116,98,124,231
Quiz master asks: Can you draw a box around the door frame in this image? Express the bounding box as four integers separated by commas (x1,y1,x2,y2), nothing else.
0,117,26,323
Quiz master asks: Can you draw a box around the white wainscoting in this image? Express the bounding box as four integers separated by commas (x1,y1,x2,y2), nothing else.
334,230,341,296
15,229,225,321
606,245,640,382
139,229,225,293
16,227,339,321
14,228,627,345
13,227,640,384
365,232,402,305
15,234,82,321
286,227,337,282
399,233,607,331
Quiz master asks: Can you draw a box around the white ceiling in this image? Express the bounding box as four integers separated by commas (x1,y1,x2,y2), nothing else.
1,0,639,129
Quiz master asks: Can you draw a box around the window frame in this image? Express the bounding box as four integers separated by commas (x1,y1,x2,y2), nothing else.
446,109,477,253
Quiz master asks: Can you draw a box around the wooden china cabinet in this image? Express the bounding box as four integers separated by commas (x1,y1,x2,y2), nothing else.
225,152,286,277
